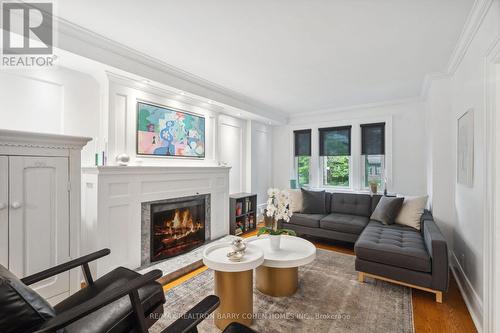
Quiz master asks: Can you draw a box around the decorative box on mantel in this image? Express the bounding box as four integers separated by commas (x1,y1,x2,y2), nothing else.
81,165,230,278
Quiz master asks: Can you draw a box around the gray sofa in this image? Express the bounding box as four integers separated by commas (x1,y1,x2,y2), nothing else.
283,192,448,302
283,192,381,243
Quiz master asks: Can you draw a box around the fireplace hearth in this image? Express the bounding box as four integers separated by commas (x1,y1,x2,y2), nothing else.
141,194,210,266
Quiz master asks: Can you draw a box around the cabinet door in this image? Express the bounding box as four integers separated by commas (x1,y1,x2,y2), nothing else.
9,156,70,300
0,156,7,267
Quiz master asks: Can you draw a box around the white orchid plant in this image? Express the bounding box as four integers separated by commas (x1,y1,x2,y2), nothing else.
257,188,296,236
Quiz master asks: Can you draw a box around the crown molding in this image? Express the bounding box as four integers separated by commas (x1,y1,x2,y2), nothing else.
0,129,91,150
105,71,225,114
53,17,288,124
446,0,493,75
289,96,423,120
420,72,451,99
421,0,493,100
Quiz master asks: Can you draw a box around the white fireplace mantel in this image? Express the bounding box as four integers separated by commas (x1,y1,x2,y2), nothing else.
81,165,230,277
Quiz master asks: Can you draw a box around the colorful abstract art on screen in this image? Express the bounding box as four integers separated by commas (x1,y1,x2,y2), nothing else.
137,102,205,158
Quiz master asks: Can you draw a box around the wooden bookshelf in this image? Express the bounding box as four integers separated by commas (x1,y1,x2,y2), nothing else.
229,193,258,236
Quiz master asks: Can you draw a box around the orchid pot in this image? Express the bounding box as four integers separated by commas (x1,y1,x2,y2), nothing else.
269,234,281,251
257,188,297,250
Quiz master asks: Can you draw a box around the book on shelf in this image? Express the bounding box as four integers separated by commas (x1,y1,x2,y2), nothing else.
244,197,253,212
236,202,243,216
237,220,244,228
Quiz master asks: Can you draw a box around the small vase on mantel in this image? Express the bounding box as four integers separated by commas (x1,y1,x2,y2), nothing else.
269,234,281,251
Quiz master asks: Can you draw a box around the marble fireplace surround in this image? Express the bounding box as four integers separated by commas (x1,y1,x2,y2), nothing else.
141,194,211,267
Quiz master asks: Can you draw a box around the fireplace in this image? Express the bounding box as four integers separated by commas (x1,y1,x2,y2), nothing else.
150,198,206,263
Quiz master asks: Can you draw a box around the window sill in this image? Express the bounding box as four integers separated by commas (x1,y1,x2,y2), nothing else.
305,187,383,195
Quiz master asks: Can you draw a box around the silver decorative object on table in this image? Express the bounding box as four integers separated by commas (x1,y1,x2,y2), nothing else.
227,237,247,262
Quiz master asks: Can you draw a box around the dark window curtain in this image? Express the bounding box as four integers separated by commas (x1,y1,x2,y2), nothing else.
294,129,311,156
319,126,351,156
361,123,385,155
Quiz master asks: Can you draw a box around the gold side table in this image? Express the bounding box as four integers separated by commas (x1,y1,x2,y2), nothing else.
247,235,316,297
203,242,264,330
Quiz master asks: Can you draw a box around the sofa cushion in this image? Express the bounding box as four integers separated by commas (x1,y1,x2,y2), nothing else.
55,266,165,333
331,193,372,217
301,189,326,214
288,189,303,213
0,264,56,333
288,213,325,228
320,213,369,235
395,195,428,230
355,221,431,273
370,196,404,225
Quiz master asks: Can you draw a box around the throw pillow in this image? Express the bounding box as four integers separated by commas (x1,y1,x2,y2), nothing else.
288,189,303,213
395,195,428,230
370,196,405,225
301,188,326,214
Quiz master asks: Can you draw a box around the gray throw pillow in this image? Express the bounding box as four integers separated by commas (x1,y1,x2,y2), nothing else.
371,196,405,225
301,189,326,214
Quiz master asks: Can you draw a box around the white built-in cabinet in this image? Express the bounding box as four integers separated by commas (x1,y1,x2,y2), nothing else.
0,130,90,304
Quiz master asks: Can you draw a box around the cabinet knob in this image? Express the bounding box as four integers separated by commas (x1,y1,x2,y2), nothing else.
0,203,6,210
11,202,22,209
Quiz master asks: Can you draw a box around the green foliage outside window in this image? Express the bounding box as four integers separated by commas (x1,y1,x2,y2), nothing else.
364,155,385,188
324,156,350,187
297,156,310,186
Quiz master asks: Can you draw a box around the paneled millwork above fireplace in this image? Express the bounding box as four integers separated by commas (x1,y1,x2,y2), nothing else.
81,165,230,278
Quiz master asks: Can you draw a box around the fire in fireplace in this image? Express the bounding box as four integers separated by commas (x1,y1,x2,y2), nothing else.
151,199,206,262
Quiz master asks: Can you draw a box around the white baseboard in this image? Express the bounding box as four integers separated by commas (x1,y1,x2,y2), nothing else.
450,251,483,332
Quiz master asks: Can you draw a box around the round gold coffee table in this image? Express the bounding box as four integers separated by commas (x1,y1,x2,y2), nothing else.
202,242,264,330
247,235,316,297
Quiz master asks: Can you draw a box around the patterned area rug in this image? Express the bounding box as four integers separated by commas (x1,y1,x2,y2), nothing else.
150,249,414,333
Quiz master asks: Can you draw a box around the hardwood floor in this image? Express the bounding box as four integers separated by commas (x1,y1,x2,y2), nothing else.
162,230,477,333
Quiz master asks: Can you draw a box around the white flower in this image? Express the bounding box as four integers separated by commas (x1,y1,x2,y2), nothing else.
265,187,292,225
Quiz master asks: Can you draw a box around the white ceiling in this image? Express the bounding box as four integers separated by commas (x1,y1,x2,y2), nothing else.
56,0,473,114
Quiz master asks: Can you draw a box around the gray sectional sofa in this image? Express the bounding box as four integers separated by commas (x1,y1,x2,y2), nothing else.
283,192,449,302
283,192,378,243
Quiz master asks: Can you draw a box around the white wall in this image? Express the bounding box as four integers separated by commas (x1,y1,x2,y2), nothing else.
0,68,101,165
0,64,275,207
106,76,275,200
425,78,456,246
218,114,247,194
249,121,273,212
107,76,219,167
494,62,500,333
272,101,427,196
425,1,500,329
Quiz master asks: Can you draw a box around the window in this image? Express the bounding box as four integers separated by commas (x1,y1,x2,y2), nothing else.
361,123,386,189
319,126,352,187
297,156,311,186
294,129,311,187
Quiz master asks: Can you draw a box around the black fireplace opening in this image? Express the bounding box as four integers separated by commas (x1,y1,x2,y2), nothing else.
150,198,206,263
